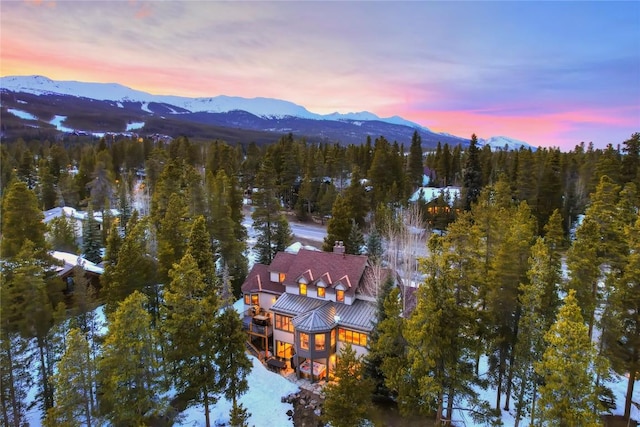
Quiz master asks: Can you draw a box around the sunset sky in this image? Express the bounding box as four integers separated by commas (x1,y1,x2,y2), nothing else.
1,1,638,150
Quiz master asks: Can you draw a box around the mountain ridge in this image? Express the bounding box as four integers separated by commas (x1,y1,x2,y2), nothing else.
0,75,534,150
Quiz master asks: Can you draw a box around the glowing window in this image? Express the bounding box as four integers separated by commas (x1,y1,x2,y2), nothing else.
251,294,259,305
337,328,367,347
315,333,325,351
299,283,307,296
317,287,325,298
336,289,344,302
275,314,294,332
244,294,250,305
279,273,285,283
300,332,309,350
331,329,336,346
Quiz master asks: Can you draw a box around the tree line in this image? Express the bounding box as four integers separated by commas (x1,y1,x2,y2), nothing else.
0,130,638,426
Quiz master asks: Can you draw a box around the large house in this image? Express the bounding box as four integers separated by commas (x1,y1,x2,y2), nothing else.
241,242,394,382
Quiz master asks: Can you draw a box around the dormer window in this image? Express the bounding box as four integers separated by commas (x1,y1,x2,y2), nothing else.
317,287,325,298
336,289,345,302
279,272,285,283
299,283,307,296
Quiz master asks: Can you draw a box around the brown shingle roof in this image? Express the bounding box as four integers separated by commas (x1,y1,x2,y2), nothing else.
268,252,296,273
283,249,368,298
240,263,284,295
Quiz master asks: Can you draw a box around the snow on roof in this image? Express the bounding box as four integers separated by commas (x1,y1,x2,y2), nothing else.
51,251,104,274
285,241,321,254
43,206,120,223
409,186,460,205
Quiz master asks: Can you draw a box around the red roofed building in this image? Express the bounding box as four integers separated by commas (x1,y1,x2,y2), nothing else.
241,241,396,382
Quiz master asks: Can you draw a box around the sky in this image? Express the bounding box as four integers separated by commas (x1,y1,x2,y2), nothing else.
1,1,639,151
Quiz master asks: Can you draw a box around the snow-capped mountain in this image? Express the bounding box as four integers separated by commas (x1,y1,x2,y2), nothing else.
0,75,532,150
0,75,427,126
479,135,536,151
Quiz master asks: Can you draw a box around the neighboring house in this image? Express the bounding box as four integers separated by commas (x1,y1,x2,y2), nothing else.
43,206,119,245
241,242,395,382
51,250,103,296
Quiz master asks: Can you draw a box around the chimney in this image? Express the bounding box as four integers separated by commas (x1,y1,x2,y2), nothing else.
333,240,345,255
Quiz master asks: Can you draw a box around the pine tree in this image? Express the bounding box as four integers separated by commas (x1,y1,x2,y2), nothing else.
82,205,102,264
408,130,424,189
157,192,189,282
512,238,551,427
101,218,155,316
322,344,374,427
162,252,219,427
1,180,48,258
45,328,95,427
187,216,217,289
214,291,252,427
98,291,167,425
47,216,79,253
534,290,603,427
343,166,369,228
601,216,640,421
323,194,352,252
462,134,482,211
365,226,383,265
344,219,363,255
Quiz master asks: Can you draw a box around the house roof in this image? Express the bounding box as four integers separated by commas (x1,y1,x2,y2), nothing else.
283,249,368,298
272,293,376,333
240,263,284,295
51,251,104,275
268,252,296,273
293,302,336,332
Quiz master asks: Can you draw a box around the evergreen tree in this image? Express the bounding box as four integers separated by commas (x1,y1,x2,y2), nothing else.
462,134,482,211
322,344,374,427
512,238,551,427
252,155,289,264
405,233,486,424
343,166,369,228
101,218,155,316
98,291,167,425
601,216,640,421
365,226,383,265
408,130,424,189
162,253,219,427
214,291,252,427
187,216,218,289
1,180,48,258
534,290,603,427
346,219,364,255
45,328,95,427
47,216,79,253
323,195,353,252
81,205,102,264
157,192,189,282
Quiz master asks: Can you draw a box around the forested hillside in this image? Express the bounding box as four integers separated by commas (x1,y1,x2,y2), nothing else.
0,130,638,426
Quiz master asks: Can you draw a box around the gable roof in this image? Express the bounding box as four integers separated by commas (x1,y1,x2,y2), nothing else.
240,263,283,295
283,249,368,297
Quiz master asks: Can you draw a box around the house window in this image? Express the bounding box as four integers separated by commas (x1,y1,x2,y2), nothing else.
244,294,250,305
317,287,325,298
299,283,307,296
331,329,336,346
275,314,294,332
315,333,326,351
279,273,285,283
338,328,367,347
276,341,293,359
336,289,344,302
300,332,309,350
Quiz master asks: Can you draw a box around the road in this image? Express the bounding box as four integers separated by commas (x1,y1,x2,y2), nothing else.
242,209,327,245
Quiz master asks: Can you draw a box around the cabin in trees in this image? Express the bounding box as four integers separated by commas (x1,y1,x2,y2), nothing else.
241,242,393,382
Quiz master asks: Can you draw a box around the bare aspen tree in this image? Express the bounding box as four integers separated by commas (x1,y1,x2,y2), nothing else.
384,204,426,313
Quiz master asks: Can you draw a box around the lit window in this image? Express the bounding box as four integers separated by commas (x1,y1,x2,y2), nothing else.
315,333,325,351
275,314,294,332
336,289,344,302
279,273,285,283
244,294,250,305
331,329,336,346
299,283,307,296
251,294,259,305
317,287,325,298
300,332,309,350
337,328,367,347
